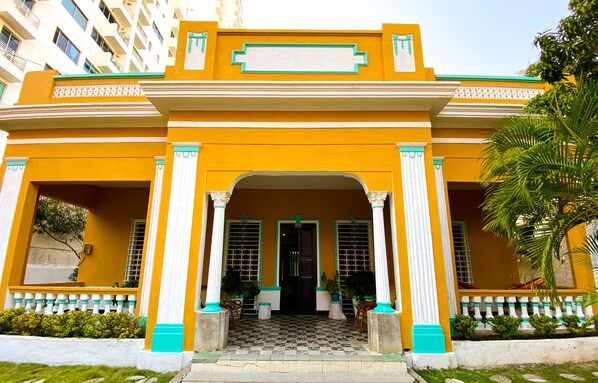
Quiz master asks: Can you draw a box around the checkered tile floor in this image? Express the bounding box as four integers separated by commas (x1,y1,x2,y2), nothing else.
223,314,371,357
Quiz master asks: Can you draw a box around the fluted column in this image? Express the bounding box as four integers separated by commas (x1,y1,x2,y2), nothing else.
203,192,231,312
151,144,199,353
433,157,458,319
367,192,394,313
398,143,445,354
587,221,598,287
139,157,165,317
0,158,28,304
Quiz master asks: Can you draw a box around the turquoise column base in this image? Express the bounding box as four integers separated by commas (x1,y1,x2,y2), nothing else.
449,317,457,337
374,301,395,313
202,301,223,312
151,323,184,352
412,324,446,354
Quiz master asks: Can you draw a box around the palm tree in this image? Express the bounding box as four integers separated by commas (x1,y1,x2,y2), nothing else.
480,80,598,301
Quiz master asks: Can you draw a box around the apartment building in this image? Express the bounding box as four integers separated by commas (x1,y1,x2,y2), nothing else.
0,0,244,106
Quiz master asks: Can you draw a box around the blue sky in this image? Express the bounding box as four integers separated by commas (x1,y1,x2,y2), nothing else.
243,0,571,76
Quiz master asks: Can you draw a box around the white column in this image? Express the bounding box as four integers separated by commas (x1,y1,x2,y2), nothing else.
397,143,440,325
433,157,458,318
139,157,165,317
203,192,231,312
586,221,598,287
0,158,28,306
367,192,394,313
156,144,200,325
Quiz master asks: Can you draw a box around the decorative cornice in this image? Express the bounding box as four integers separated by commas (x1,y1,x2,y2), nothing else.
454,86,543,101
139,80,460,116
432,138,486,144
210,192,231,208
432,103,525,129
367,191,387,208
0,103,166,131
167,121,433,128
52,84,144,98
7,137,167,145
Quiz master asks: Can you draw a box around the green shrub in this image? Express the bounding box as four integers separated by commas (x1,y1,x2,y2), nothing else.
83,313,143,339
40,310,92,338
561,314,589,336
453,314,478,339
0,308,25,334
529,314,559,337
10,311,43,336
488,315,522,339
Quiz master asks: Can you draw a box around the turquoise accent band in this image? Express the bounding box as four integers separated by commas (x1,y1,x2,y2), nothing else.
54,72,164,80
330,301,342,305
155,159,165,165
6,160,27,166
412,324,446,354
174,145,199,152
374,301,394,313
260,286,281,291
449,317,458,337
433,159,443,166
435,74,542,83
151,323,184,352
202,302,222,312
316,287,326,292
399,146,425,153
259,302,271,306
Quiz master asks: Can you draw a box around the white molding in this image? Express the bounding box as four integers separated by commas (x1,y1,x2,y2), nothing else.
389,192,402,312
397,142,428,148
367,192,392,306
140,80,460,115
432,103,524,128
0,103,166,130
454,86,543,100
7,137,167,145
432,138,486,144
167,121,432,128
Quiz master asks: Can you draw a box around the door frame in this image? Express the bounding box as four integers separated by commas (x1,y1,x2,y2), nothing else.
275,219,321,289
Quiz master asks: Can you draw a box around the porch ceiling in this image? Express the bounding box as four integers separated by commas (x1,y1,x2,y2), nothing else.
235,175,363,190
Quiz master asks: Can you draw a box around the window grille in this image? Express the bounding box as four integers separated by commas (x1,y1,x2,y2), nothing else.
125,219,146,283
452,221,474,284
224,220,261,281
335,220,373,280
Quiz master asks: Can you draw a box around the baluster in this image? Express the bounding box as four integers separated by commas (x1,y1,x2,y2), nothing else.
554,297,564,323
92,294,101,315
564,296,574,316
585,304,594,329
56,294,66,315
507,297,518,318
519,297,530,329
531,297,541,316
472,296,483,326
542,297,552,317
80,294,90,312
35,293,44,313
45,294,56,315
68,294,79,312
13,293,24,309
495,296,505,316
575,296,585,322
460,296,470,316
483,296,494,321
24,293,34,311
103,294,114,314
127,295,137,315
115,295,125,313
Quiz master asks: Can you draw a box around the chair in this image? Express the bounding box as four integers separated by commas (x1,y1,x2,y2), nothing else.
221,299,243,329
354,300,376,330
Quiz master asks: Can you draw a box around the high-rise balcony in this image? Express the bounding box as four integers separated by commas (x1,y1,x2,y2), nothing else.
129,47,143,72
0,0,40,39
133,26,148,50
172,0,185,20
97,23,129,54
171,18,179,35
103,0,133,27
137,0,150,26
0,40,26,82
89,50,121,73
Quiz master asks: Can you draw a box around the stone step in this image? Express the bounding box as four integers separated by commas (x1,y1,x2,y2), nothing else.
182,371,415,383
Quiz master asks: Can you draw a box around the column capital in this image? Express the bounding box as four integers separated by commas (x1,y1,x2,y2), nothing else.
5,157,29,170
396,142,427,151
173,142,201,157
154,156,165,168
433,156,444,169
367,192,387,208
210,192,231,208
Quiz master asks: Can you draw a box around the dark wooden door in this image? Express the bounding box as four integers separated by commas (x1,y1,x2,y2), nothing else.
280,223,317,314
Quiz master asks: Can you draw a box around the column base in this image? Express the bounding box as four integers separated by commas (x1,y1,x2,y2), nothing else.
137,350,194,372
412,324,446,354
151,323,184,353
367,310,402,353
195,310,229,351
404,351,457,369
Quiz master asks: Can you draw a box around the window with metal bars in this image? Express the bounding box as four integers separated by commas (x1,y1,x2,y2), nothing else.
451,220,474,284
124,219,146,283
223,220,262,281
335,220,373,282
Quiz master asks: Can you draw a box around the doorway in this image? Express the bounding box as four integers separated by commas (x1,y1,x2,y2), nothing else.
279,223,317,314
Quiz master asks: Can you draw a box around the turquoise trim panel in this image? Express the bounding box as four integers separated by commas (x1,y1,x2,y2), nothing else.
399,146,425,153
316,287,327,292
202,302,222,312
374,301,394,313
433,159,443,166
436,74,542,83
260,286,281,291
155,159,165,165
6,160,27,166
151,323,183,353
232,43,368,74
174,145,200,152
412,324,446,354
449,317,457,337
54,72,164,80
259,302,271,306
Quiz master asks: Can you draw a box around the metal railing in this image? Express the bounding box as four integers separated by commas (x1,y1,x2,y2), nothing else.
110,54,123,72
0,40,26,71
132,47,143,65
13,0,40,28
117,27,130,46
136,25,147,43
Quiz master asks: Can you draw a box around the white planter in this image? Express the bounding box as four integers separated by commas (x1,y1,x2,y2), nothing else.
453,336,598,367
0,334,144,367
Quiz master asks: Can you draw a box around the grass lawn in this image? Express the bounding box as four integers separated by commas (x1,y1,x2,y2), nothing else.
416,361,598,383
0,362,177,383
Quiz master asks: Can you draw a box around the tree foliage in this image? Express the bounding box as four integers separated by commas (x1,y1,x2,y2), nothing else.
481,80,598,300
34,196,87,261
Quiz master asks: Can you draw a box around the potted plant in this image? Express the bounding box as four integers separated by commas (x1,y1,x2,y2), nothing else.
346,270,375,314
321,271,342,302
221,269,243,302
